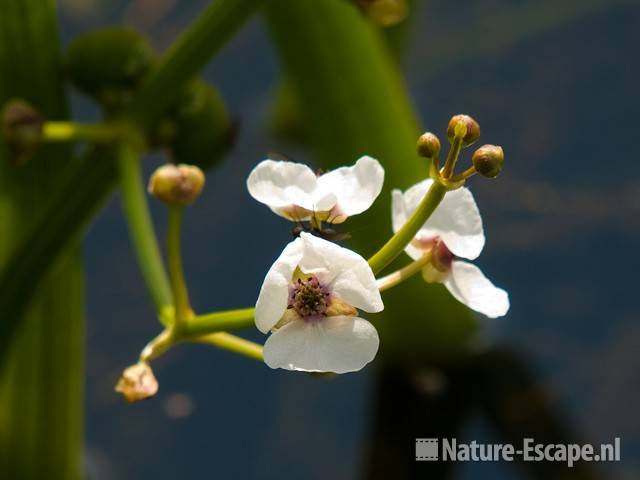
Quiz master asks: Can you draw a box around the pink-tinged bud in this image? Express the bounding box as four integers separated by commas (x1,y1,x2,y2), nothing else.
148,163,205,205
115,362,158,402
416,132,441,158
447,114,480,147
472,144,504,178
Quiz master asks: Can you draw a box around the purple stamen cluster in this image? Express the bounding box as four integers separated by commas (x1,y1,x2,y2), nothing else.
288,275,331,320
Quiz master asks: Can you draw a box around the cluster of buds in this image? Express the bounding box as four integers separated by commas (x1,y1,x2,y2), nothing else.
417,113,505,181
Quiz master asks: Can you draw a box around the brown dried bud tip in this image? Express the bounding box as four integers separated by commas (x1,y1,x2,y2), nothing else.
358,0,408,27
472,144,504,178
115,362,158,402
447,114,480,147
1,99,45,165
148,163,205,205
416,132,441,158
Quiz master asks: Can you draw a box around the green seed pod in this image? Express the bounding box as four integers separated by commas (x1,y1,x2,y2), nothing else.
65,27,155,110
165,80,234,171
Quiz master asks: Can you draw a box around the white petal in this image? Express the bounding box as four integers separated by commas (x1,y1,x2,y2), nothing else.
394,179,485,260
316,156,384,217
263,316,379,373
254,238,304,333
444,261,509,318
246,159,320,213
298,233,383,313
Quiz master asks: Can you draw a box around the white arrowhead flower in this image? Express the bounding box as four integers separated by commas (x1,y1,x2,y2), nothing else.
255,232,384,373
391,179,509,318
247,156,384,224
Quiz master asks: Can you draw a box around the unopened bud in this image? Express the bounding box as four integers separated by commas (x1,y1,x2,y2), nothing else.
359,0,408,27
447,114,480,147
148,164,205,205
416,132,441,158
472,144,504,178
1,99,44,165
115,362,158,402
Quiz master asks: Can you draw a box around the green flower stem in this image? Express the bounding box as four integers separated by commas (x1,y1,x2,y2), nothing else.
441,129,465,178
184,307,255,337
167,206,191,327
128,0,265,127
139,329,174,363
42,121,125,143
367,181,447,274
140,323,262,363
450,165,477,183
377,251,433,292
117,142,173,319
190,332,263,361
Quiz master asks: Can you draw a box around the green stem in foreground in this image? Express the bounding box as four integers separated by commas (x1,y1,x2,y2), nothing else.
377,251,433,292
167,206,191,326
117,143,173,320
184,307,255,337
368,181,447,274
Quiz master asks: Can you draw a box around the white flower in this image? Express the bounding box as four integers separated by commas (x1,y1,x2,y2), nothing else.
255,232,384,373
391,179,509,318
247,156,384,224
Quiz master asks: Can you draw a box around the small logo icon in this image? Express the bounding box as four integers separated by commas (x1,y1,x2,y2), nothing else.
416,438,439,461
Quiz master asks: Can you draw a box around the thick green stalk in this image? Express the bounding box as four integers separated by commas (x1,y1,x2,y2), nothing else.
117,143,173,317
0,0,262,355
0,0,83,478
265,0,475,361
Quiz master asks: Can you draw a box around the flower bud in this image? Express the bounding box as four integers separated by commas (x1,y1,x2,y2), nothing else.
447,114,480,147
115,362,158,402
65,27,155,110
416,132,441,158
148,164,205,205
359,0,408,27
1,99,44,165
472,144,504,178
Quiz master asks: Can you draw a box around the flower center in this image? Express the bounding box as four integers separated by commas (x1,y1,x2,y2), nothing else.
288,275,331,319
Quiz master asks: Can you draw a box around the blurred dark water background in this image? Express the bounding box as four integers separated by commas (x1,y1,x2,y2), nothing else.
56,0,640,478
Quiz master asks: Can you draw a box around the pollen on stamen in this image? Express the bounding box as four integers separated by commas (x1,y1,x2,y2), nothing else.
288,275,332,320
